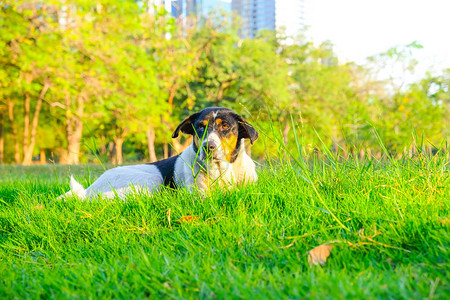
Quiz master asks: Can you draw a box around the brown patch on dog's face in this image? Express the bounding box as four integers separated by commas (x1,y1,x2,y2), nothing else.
223,134,238,162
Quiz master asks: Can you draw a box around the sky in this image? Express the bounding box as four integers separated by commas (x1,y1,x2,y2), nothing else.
306,0,450,81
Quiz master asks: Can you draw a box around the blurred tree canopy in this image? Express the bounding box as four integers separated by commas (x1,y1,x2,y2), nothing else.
0,1,448,165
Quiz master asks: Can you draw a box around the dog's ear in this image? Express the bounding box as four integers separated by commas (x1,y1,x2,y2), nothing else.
172,112,201,138
234,114,258,144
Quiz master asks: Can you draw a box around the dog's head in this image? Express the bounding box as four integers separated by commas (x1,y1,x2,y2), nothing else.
172,107,258,163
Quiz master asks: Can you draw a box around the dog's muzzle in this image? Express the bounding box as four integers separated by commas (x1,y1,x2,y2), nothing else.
202,141,220,160
202,141,217,154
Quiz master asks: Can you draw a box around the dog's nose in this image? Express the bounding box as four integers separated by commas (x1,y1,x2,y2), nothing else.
202,142,217,154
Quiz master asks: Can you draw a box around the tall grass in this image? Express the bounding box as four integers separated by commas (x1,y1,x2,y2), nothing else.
0,125,448,298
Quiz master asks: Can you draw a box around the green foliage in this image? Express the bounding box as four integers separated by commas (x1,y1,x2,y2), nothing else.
0,1,449,164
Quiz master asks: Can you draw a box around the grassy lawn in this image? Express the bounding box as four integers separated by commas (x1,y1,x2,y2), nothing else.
0,154,448,299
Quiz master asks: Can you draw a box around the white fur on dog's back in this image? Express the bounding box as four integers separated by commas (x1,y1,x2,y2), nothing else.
84,164,163,199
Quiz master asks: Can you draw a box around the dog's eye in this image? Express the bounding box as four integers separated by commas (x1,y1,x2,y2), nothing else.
222,123,229,130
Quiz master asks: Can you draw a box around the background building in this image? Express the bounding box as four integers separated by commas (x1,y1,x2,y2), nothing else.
149,0,305,38
232,0,305,38
152,0,231,20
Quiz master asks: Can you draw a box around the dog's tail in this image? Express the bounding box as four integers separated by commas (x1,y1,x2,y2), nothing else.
59,176,87,200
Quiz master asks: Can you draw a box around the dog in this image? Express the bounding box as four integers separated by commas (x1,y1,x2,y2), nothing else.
62,107,258,199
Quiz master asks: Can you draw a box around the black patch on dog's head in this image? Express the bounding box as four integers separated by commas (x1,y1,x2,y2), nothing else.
172,112,201,138
232,113,258,145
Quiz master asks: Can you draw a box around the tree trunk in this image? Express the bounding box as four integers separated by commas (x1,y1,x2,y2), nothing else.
163,142,169,159
0,113,4,164
7,100,21,163
58,148,68,164
114,137,124,165
146,126,157,162
359,149,365,160
342,148,348,159
171,137,192,154
39,148,46,164
283,119,290,146
168,84,177,107
65,94,84,164
23,93,30,163
66,117,83,164
99,136,107,156
160,117,170,159
22,84,49,165
107,141,115,162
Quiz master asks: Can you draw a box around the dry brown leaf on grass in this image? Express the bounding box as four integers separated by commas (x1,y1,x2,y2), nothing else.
438,217,449,226
177,215,199,224
308,244,334,267
32,205,44,210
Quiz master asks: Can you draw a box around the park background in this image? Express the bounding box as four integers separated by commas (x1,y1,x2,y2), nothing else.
0,0,449,166
0,2,449,298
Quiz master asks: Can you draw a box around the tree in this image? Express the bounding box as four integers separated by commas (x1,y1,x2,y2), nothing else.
0,2,56,164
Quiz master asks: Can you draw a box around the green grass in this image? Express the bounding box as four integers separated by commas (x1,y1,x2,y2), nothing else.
0,152,449,299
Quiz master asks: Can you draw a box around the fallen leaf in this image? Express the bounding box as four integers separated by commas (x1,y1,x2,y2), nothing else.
308,244,334,267
177,215,199,224
438,218,449,226
32,205,44,210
